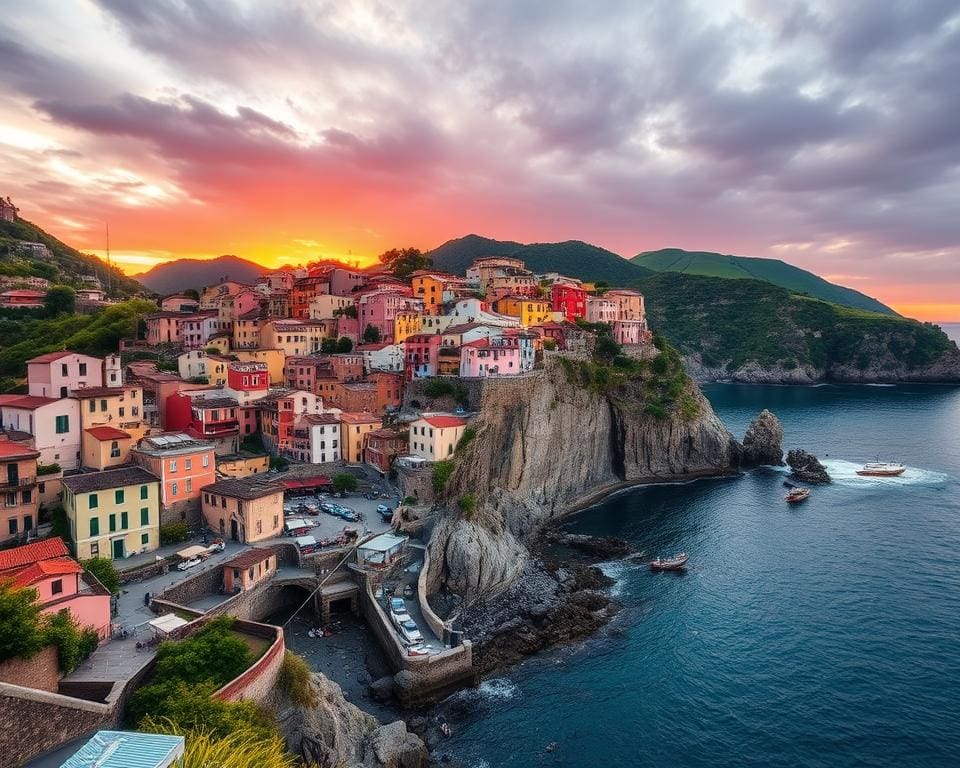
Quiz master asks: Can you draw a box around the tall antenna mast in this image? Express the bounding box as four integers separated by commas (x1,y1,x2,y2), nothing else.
105,221,112,293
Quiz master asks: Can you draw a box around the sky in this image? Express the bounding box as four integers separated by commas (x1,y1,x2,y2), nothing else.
0,1,958,321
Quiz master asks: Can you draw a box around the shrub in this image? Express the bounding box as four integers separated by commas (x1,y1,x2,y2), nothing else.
0,581,46,663
455,427,476,453
160,522,189,546
335,336,353,353
278,651,318,708
48,508,74,552
82,557,120,594
37,462,62,475
543,338,557,351
431,460,454,494
402,496,416,505
139,717,297,768
331,473,358,494
42,609,99,673
269,456,289,471
458,493,477,520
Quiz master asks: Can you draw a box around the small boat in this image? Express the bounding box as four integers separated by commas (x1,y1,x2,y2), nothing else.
785,487,811,503
650,553,688,571
856,461,906,477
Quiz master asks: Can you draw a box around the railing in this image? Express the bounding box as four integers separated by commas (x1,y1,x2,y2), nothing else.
0,476,36,489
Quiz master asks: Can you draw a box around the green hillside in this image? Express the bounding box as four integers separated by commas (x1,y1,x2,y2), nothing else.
636,272,957,378
0,217,143,297
633,248,896,316
430,234,652,284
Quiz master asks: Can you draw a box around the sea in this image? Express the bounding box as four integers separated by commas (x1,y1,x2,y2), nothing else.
439,381,960,768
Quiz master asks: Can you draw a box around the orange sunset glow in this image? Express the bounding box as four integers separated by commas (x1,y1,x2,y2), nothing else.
1,2,957,321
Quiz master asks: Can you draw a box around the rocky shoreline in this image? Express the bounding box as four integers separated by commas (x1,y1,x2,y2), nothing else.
684,355,960,385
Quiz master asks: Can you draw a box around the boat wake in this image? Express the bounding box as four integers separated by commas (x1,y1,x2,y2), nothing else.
598,559,641,598
820,459,949,487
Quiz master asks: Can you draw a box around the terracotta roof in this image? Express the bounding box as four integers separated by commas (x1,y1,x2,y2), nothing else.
62,466,159,494
421,415,467,428
70,386,136,399
339,411,381,424
84,426,132,441
0,537,70,572
0,441,39,460
300,413,339,425
191,396,239,409
202,477,283,500
223,547,275,569
11,557,83,587
367,428,408,440
0,395,60,410
26,351,75,363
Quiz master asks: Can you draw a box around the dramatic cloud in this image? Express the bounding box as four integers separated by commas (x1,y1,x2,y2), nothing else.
0,0,957,319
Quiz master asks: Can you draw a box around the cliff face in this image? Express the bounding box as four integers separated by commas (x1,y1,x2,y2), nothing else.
426,356,740,596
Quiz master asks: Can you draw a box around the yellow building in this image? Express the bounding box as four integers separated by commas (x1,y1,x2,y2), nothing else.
82,426,134,471
408,415,467,462
201,478,283,543
411,273,446,314
62,466,161,560
493,296,553,327
216,451,270,478
339,412,383,464
72,386,148,444
393,311,423,344
232,313,261,350
232,348,286,385
204,335,232,354
259,319,331,357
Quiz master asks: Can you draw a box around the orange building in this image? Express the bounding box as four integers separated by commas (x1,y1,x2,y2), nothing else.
338,412,383,464
223,547,277,593
82,425,133,471
0,440,40,544
131,433,217,526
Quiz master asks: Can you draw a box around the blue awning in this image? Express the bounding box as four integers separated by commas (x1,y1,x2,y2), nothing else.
60,731,184,768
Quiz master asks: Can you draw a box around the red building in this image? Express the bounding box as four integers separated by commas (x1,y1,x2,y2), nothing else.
551,282,588,322
290,276,330,320
166,393,241,454
367,371,403,410
226,361,269,391
364,427,409,473
405,334,442,380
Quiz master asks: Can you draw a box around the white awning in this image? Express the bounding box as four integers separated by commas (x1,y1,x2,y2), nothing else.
294,535,317,548
148,613,189,636
176,545,208,560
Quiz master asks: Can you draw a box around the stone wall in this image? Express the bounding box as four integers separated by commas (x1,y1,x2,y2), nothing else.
0,645,60,693
161,497,202,527
396,464,434,504
417,547,448,642
0,683,114,766
214,620,285,703
118,558,167,583
154,560,225,605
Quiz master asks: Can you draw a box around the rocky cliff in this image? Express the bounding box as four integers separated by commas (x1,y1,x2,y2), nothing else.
426,355,740,597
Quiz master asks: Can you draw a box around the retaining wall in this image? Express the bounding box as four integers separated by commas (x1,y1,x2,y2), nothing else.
417,547,448,642
214,620,285,703
153,560,224,605
0,644,60,693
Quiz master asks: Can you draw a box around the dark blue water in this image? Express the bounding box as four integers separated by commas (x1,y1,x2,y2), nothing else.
443,383,960,768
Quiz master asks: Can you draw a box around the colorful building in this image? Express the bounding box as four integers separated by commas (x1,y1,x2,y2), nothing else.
232,348,287,385
393,311,423,344
308,293,352,320
339,412,383,464
62,466,161,560
27,351,104,398
259,319,331,357
258,389,324,456
404,334,442,380
291,276,330,319
493,295,554,327
82,426,133,471
586,296,618,324
364,427,409,473
291,413,341,463
200,478,284,543
550,281,588,322
165,393,241,455
216,451,270,479
605,289,646,322
357,287,421,343
408,415,467,462
131,433,217,526
0,395,81,470
0,440,40,543
223,548,277,593
460,336,526,377
72,386,147,443
357,342,405,374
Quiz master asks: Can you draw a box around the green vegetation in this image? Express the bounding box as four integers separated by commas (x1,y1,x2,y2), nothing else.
0,582,98,672
0,216,142,296
0,299,156,380
458,493,477,520
277,651,318,708
432,459,454,494
363,323,382,343
37,462,62,475
635,272,956,374
82,557,120,594
48,509,73,552
455,426,476,453
424,378,468,405
402,496,416,505
331,473,358,494
336,336,353,352
269,456,289,471
633,248,896,316
379,246,432,279
321,336,354,353
44,286,76,317
543,338,558,351
139,718,298,768
333,304,358,319
160,522,190,546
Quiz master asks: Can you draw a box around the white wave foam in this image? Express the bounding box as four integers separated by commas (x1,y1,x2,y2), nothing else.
598,559,639,598
476,677,520,702
820,459,949,487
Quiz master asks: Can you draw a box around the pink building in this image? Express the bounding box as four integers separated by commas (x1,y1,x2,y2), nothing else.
613,320,652,346
0,395,82,470
459,336,526,377
405,334,442,380
329,268,368,296
0,538,112,639
145,311,219,348
357,288,421,343
27,351,103,398
131,433,217,526
586,296,618,324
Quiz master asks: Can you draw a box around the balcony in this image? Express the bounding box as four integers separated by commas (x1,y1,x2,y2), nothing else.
201,420,239,435
0,475,36,489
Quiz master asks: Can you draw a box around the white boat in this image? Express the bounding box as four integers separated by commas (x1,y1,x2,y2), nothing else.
650,553,688,571
856,461,906,477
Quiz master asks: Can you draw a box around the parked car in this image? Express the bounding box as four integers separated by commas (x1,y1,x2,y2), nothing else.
177,557,202,572
397,618,423,645
389,597,406,616
338,509,359,522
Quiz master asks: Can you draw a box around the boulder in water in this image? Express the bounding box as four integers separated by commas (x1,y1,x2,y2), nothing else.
786,449,831,484
741,409,785,466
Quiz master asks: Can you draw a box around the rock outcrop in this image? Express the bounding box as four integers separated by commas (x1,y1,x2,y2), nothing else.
787,449,831,484
272,672,429,768
741,409,785,466
426,356,740,597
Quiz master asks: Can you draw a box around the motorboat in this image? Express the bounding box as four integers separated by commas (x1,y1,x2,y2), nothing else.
785,487,811,503
856,461,906,477
650,553,688,571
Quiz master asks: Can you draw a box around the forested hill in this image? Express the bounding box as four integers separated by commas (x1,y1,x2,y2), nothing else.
637,272,959,383
429,234,652,284
633,247,896,316
0,217,143,297
134,254,268,294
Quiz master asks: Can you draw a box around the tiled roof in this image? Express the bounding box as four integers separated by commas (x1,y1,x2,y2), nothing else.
202,477,283,500
223,547,275,569
0,537,69,572
70,386,136,399
0,441,39,460
26,350,75,363
191,396,239,409
421,415,467,428
85,426,132,441
11,557,83,587
339,411,381,424
62,466,159,494
0,395,61,410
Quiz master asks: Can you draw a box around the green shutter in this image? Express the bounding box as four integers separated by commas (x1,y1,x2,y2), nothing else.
89,493,98,509
140,485,148,499
89,517,99,536
115,489,124,504
121,511,128,529
109,514,116,532
140,507,149,525
141,533,149,545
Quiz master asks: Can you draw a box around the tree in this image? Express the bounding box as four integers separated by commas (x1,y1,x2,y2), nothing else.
336,336,353,353
378,247,431,279
320,338,337,353
332,304,357,319
82,557,120,594
331,473,359,494
362,324,382,344
183,288,200,301
0,581,46,663
44,286,75,317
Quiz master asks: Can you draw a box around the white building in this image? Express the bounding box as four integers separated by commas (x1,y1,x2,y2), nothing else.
408,414,467,462
357,342,405,373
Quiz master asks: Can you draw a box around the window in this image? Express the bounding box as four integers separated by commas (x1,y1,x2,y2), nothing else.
132,406,139,416
88,400,95,413
61,363,68,376
131,390,137,399
110,440,120,458
109,514,116,532
273,514,278,529
256,520,262,534
171,482,178,497
7,519,16,535
55,414,69,434
170,459,177,473
141,533,149,545
90,542,99,557
186,478,192,493
90,517,99,536
79,362,87,375
89,493,99,509
51,579,63,594
99,399,107,411
121,511,128,529
140,507,149,525
141,485,149,500
22,489,31,504
184,458,192,471
115,489,124,504
118,407,125,418
202,454,209,468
